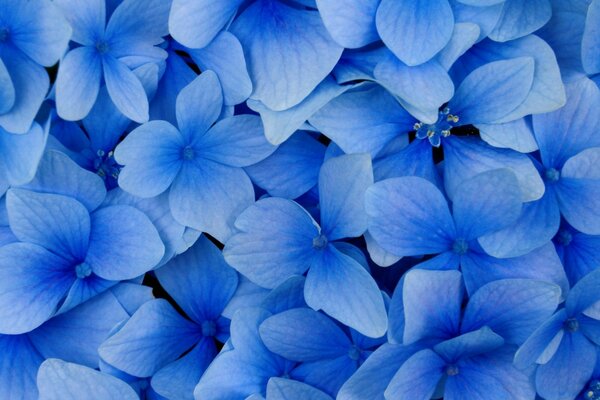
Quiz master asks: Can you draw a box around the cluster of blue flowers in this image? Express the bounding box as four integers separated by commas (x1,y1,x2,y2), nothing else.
1,0,599,399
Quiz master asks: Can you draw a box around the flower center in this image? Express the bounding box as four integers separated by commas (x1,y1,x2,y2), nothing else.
94,149,121,182
75,262,93,279
95,41,110,54
414,107,460,148
312,234,328,250
544,168,560,183
182,146,195,161
446,364,459,376
585,379,600,400
0,27,9,43
201,320,217,337
452,238,469,255
555,229,573,247
347,345,361,361
564,318,579,333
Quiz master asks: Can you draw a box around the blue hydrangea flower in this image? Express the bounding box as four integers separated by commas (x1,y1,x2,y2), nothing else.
54,0,171,122
0,0,70,134
224,154,388,337
114,71,275,242
515,269,600,400
554,221,600,286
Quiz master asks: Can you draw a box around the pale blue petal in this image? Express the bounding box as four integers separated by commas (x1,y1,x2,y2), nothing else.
0,123,47,186
103,56,149,123
55,47,102,122
53,0,105,45
514,309,567,369
267,378,333,400
0,58,14,114
376,0,454,66
373,139,441,187
37,359,138,400
0,334,43,400
364,231,402,267
316,0,379,48
452,1,504,40
489,0,552,42
105,0,171,42
55,275,116,315
566,269,600,317
259,276,307,315
231,0,343,110
478,118,538,153
223,198,319,289
434,327,504,362
437,23,481,70
290,355,355,397
582,0,600,75
305,245,387,338
86,205,165,280
176,71,222,142
365,177,456,257
385,349,446,400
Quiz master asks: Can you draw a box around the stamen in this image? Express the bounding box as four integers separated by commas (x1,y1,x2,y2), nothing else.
75,262,93,279
446,365,459,376
201,320,217,337
452,238,469,255
312,234,328,250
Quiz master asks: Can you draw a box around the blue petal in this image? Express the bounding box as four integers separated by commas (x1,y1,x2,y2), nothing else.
37,359,139,400
535,332,597,400
559,229,600,285
55,275,116,315
488,0,552,42
168,0,244,49
83,87,131,152
55,47,102,122
259,308,351,361
461,279,561,345
365,177,456,257
176,71,222,143
319,154,373,240
231,0,343,110
514,309,567,369
259,276,307,316
452,169,522,240
0,334,43,399
155,235,238,324
53,0,105,45
224,198,318,289
114,121,184,198
290,355,355,397
0,243,72,334
376,0,454,66
0,59,14,115
364,231,402,268
478,118,538,153
316,0,379,48
245,132,325,199
104,0,170,42
188,32,252,106
373,139,441,187
267,378,333,400
449,57,535,125
103,56,149,123
99,299,202,377
7,189,90,261
169,160,254,242
567,269,600,317
309,84,415,156
452,1,504,40
385,349,446,400
195,115,275,168
436,22,481,70
402,269,463,343
582,0,600,75
434,327,504,362
249,77,353,146
305,245,387,338
85,205,165,280
0,123,47,186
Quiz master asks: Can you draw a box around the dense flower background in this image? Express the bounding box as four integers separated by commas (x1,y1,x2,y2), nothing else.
0,0,600,399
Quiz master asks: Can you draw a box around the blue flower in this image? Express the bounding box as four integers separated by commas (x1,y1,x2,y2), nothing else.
114,71,275,242
224,154,387,337
54,0,171,122
0,0,70,134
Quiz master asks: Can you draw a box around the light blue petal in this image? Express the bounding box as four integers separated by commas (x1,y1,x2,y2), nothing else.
436,23,481,70
434,327,504,362
156,235,238,324
0,59,15,114
83,87,131,152
37,359,138,400
319,154,373,240
259,308,350,361
99,299,201,377
443,136,544,202
289,356,355,397
114,121,184,198
7,189,90,261
0,49,49,133
55,275,116,315
376,0,454,66
169,160,254,242
249,77,354,146
9,1,71,66
231,0,343,110
489,0,552,42
195,115,275,168
0,243,72,334
560,229,600,285
365,177,456,257
514,309,567,369
0,123,47,186
0,334,43,400
449,57,534,125
403,269,463,343
105,0,171,42
168,0,244,49
582,0,600,75
373,139,441,186
245,132,325,199
304,245,387,338
22,150,106,211
223,197,319,289
452,1,504,40
462,279,561,345
364,231,402,268
267,378,333,400
316,0,379,48
385,349,446,400
452,169,522,240
259,276,307,316
188,32,252,106
55,47,102,122
460,243,569,296
374,55,454,123
566,269,600,317
176,71,222,143
53,0,105,45
103,56,149,123
478,118,538,153
535,332,596,400
309,84,414,156
86,205,165,280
